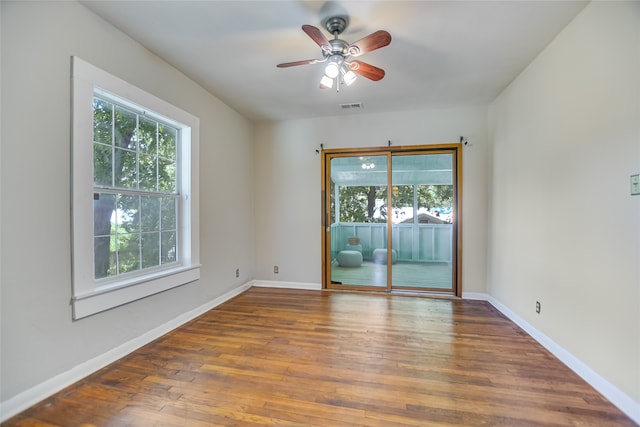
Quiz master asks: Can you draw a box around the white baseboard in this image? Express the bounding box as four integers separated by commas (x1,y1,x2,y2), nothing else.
249,279,322,291
485,293,640,424
462,291,489,300
0,282,253,423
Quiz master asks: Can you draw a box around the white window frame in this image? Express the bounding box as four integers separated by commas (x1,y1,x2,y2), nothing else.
71,57,200,319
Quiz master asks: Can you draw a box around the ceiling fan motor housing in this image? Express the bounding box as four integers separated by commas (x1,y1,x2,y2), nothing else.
328,38,349,56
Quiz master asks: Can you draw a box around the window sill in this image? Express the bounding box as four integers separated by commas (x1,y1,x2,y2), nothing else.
72,265,201,319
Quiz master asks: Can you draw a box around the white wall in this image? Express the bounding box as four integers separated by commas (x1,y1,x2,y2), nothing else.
0,0,254,406
488,0,639,406
254,107,489,293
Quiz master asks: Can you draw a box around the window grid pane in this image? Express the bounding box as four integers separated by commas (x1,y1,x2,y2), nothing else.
141,232,161,269
93,98,113,144
117,233,140,275
161,198,178,263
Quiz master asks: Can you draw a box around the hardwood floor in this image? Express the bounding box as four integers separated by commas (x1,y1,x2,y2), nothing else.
4,287,635,426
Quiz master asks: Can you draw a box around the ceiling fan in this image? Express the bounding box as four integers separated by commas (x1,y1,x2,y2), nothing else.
277,16,391,90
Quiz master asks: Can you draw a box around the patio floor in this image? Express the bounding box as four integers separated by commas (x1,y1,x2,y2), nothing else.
331,260,452,290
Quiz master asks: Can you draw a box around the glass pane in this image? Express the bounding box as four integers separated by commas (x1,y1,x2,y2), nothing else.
117,233,140,274
329,179,336,225
161,231,177,264
114,106,137,151
114,148,137,189
389,185,414,223
94,193,117,278
158,125,177,160
329,155,387,288
158,158,176,192
391,154,454,291
94,236,116,279
138,116,157,155
139,154,157,191
117,195,139,233
93,193,116,237
141,232,160,269
93,143,112,187
161,198,177,231
418,184,453,223
93,98,112,144
140,196,160,232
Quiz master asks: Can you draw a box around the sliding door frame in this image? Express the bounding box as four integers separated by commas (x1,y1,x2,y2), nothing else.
321,144,462,296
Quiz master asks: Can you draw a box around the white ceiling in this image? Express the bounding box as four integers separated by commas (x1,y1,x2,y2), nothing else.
81,1,588,121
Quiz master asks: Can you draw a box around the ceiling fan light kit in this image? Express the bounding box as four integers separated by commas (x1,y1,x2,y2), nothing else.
325,55,342,78
277,15,391,92
342,68,357,86
320,75,334,89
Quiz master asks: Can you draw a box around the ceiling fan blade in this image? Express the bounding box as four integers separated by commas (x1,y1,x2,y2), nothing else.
302,25,331,51
348,60,385,81
347,30,392,56
277,59,319,68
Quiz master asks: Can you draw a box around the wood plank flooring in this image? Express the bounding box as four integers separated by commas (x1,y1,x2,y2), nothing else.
331,261,452,289
4,287,636,426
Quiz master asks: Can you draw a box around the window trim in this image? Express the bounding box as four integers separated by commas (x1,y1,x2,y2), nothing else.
71,57,200,319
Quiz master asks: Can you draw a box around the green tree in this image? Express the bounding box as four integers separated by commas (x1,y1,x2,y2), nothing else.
417,184,453,210
337,186,376,222
335,183,453,224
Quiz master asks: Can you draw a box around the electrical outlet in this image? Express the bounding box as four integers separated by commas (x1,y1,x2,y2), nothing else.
235,268,239,278
274,265,279,274
535,301,541,314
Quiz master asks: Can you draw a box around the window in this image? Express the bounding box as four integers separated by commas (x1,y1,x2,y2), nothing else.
72,57,200,319
92,94,179,278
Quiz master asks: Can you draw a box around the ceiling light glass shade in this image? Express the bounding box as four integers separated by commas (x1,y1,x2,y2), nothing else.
325,63,340,78
343,70,357,86
320,75,334,89
361,159,375,169
324,55,342,79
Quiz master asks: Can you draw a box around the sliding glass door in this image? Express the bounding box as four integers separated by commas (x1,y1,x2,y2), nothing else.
390,153,455,291
323,146,460,295
328,154,388,289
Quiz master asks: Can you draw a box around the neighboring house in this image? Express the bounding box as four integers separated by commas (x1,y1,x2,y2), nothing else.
400,212,449,225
